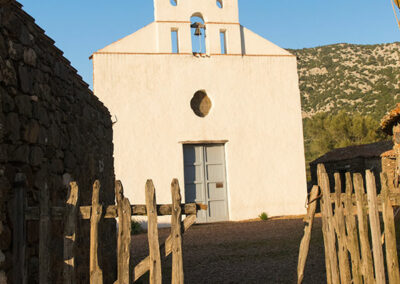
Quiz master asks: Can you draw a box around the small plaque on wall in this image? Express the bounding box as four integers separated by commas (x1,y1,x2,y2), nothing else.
216,182,224,188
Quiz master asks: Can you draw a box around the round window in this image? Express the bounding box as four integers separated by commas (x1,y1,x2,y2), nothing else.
190,91,212,117
170,0,177,6
216,0,223,8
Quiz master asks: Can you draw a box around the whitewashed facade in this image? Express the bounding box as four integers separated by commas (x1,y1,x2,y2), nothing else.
92,0,307,222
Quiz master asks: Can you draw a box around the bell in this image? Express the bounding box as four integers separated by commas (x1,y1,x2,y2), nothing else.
194,27,202,36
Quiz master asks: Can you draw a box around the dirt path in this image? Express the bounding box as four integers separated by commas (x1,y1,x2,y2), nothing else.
131,217,326,283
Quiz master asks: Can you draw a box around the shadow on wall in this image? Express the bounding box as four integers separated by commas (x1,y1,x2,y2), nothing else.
0,1,115,283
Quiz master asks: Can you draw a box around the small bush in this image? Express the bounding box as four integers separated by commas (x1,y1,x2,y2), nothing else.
259,212,268,221
131,219,144,234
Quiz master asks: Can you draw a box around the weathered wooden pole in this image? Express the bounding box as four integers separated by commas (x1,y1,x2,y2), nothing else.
366,171,385,284
134,214,197,282
344,173,362,284
381,173,400,284
333,173,351,283
354,173,374,284
171,179,184,284
90,180,103,284
13,173,27,284
318,164,339,284
63,182,79,284
297,185,319,284
39,182,50,284
115,180,132,284
145,180,162,284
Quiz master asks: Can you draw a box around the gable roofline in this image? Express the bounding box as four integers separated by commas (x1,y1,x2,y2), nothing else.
310,140,393,165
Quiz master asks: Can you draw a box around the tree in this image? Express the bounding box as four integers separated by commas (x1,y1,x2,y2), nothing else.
303,111,388,180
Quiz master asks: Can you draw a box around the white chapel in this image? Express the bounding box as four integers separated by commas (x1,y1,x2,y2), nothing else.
92,0,307,222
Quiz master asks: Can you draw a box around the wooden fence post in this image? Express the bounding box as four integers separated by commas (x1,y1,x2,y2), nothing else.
39,182,50,283
90,180,103,284
134,214,197,282
13,173,27,284
381,173,400,284
297,185,319,284
317,168,332,284
366,170,385,284
63,182,79,284
115,180,132,284
333,173,351,283
171,179,184,284
145,180,162,284
353,173,374,284
344,173,362,284
317,164,339,284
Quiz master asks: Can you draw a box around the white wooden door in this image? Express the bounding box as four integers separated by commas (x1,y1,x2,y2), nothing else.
183,144,229,223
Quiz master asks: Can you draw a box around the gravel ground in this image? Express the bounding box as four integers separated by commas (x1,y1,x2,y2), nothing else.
131,217,326,284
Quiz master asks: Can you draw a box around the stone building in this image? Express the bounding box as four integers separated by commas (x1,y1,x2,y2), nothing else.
0,1,115,282
381,102,400,191
92,0,307,222
309,141,393,191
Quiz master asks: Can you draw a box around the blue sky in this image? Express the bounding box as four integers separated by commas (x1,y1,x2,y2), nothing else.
18,0,400,88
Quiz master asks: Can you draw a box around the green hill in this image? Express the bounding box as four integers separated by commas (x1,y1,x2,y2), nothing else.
289,42,400,120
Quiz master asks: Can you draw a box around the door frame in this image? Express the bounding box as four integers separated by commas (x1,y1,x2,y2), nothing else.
181,141,230,223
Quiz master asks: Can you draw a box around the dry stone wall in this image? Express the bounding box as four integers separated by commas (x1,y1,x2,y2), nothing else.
0,1,116,282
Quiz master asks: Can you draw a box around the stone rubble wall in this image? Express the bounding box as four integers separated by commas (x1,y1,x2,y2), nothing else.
0,1,116,282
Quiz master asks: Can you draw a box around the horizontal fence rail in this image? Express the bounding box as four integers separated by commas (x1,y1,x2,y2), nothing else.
13,176,207,283
24,203,206,220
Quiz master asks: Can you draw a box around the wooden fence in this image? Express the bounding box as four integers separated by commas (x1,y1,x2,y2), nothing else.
298,164,400,284
12,176,206,284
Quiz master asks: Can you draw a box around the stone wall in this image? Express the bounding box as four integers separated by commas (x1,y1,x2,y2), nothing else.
0,1,116,282
382,154,396,191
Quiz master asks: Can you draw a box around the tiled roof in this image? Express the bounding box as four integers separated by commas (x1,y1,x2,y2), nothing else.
310,141,393,165
381,103,400,135
381,149,395,158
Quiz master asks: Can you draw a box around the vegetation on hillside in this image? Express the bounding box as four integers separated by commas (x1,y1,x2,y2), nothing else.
289,42,400,121
290,43,398,179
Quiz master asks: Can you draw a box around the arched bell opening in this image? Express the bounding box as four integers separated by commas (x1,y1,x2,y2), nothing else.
190,13,206,54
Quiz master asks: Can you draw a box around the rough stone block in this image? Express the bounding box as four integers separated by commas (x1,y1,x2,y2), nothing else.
48,123,60,148
5,112,20,142
0,224,10,250
64,151,76,170
30,146,43,167
50,158,63,174
8,40,23,61
0,59,17,86
0,32,7,58
37,127,47,146
1,91,14,112
23,119,39,143
18,65,33,94
32,104,50,127
10,144,29,163
15,95,32,116
19,26,32,46
23,48,36,67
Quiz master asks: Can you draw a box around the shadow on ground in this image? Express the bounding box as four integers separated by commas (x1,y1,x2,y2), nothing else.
131,217,326,283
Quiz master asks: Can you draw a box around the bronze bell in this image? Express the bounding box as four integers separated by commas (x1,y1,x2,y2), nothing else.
194,27,202,36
